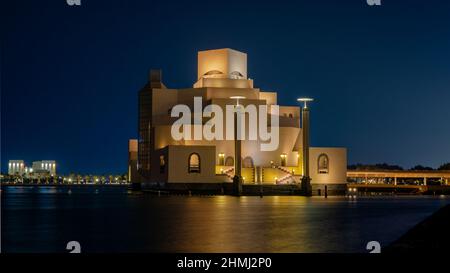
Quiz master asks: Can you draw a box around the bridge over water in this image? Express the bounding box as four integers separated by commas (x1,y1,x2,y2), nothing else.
347,170,450,185
347,170,450,194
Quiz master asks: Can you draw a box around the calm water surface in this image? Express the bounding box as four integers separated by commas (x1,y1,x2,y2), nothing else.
2,185,449,253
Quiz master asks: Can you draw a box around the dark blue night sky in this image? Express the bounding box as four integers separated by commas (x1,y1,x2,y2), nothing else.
2,0,450,174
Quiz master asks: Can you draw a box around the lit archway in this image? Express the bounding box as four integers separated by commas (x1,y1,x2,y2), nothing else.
188,153,201,173
225,156,234,167
243,157,254,168
318,154,329,174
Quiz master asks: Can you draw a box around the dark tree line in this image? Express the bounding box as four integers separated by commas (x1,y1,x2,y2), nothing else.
348,163,404,171
348,162,450,171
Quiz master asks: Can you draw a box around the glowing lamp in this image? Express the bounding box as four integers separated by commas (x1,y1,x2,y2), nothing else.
229,96,246,106
297,97,314,108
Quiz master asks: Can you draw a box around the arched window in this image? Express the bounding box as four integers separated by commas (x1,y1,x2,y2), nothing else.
243,157,254,168
288,113,293,118
230,71,244,79
225,156,234,167
318,154,329,174
188,153,201,173
202,70,224,79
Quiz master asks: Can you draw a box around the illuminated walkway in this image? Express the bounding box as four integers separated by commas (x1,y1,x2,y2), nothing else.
347,170,450,185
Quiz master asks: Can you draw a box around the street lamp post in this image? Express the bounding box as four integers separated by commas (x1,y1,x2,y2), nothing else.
297,97,314,196
230,96,246,196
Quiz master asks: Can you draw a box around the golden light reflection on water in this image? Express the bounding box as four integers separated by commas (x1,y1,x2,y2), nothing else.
161,196,347,253
3,187,449,252
144,195,450,253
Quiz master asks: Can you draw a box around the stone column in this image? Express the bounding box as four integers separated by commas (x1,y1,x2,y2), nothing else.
301,106,312,195
233,106,243,195
255,166,262,184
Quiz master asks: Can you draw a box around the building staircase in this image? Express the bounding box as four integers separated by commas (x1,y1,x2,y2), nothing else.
276,166,297,184
223,167,234,181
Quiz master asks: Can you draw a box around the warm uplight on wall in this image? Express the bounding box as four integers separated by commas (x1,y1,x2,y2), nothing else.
218,153,225,165
229,96,246,106
280,154,287,167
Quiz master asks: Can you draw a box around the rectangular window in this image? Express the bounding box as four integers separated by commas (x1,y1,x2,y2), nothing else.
159,155,165,173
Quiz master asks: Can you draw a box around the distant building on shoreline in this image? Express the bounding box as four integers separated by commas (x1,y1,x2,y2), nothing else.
8,160,25,175
8,159,56,178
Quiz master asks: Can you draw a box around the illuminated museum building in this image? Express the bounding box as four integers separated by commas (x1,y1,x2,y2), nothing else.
129,49,347,191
